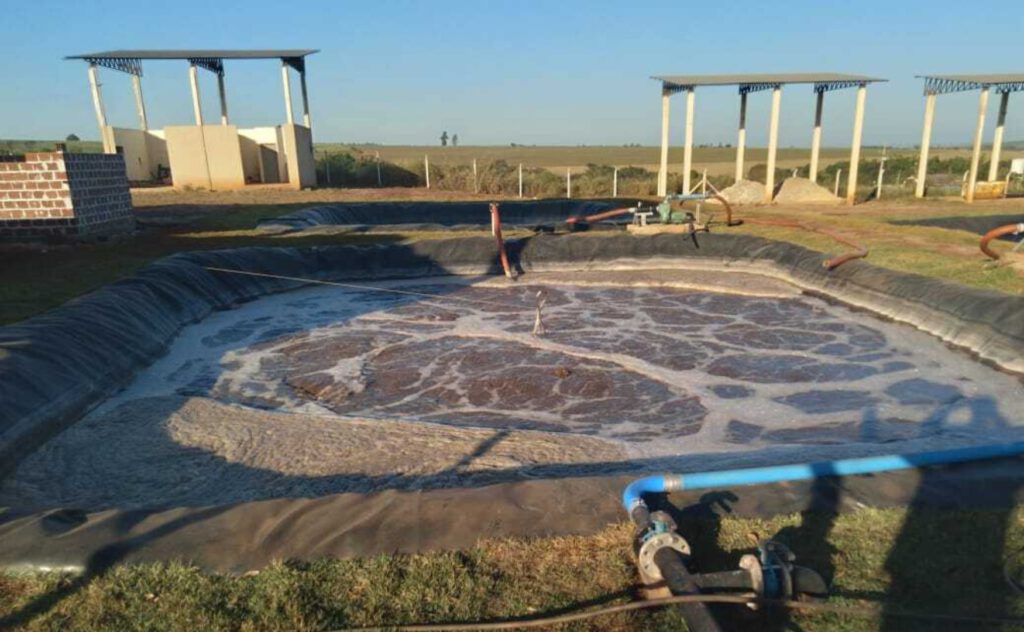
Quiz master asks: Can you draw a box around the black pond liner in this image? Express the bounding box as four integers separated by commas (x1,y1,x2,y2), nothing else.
256,199,628,232
0,232,1022,571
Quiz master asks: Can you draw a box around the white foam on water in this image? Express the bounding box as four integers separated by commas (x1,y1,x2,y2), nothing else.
92,272,1024,468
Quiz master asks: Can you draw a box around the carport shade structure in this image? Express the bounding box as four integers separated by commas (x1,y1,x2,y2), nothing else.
652,73,886,204
914,74,1024,202
65,49,319,151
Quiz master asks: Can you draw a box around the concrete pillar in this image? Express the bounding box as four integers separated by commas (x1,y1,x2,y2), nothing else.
682,87,695,194
735,92,747,183
846,84,867,205
657,88,671,196
217,73,229,125
915,92,936,198
188,63,204,126
299,69,312,130
988,91,1009,182
809,90,824,182
966,87,990,203
131,74,148,131
87,63,111,152
764,85,781,203
281,62,295,125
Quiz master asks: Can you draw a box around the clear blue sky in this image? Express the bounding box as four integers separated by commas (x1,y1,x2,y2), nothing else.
1,0,1021,147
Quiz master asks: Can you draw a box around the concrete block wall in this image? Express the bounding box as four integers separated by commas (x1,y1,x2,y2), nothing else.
0,151,134,240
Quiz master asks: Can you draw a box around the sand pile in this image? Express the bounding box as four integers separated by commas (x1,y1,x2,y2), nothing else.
719,179,766,205
774,177,841,204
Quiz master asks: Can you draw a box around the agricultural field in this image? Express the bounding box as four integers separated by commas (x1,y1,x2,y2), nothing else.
321,143,1016,177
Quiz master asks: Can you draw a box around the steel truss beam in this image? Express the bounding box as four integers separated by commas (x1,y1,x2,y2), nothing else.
738,83,781,95
86,57,142,76
188,57,224,76
815,80,865,93
923,77,1024,96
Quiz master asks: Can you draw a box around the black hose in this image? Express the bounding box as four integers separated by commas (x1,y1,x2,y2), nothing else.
653,547,724,632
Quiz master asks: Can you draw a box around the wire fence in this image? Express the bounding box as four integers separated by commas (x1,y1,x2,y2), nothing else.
314,152,1024,201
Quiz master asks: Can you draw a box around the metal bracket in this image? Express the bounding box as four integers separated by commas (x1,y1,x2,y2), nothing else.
637,531,691,584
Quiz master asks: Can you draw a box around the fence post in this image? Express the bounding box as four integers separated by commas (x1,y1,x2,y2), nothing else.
834,168,842,197
876,158,886,200
473,158,478,193
613,167,618,197
424,155,430,189
325,154,331,186
566,167,571,199
518,163,523,198
375,151,382,187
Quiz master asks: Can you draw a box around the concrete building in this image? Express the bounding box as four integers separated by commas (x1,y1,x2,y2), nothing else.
652,73,885,204
914,74,1024,202
66,49,318,191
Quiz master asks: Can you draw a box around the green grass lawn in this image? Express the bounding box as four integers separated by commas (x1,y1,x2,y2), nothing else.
2,509,1022,630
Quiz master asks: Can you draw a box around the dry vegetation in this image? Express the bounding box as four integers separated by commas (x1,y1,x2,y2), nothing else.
1,181,1023,631
3,509,1022,631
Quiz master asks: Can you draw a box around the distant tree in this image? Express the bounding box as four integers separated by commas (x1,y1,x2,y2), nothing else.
65,133,80,142
440,131,449,147
452,133,458,147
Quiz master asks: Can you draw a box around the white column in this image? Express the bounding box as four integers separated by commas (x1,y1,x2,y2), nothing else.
131,74,148,131
281,62,295,125
217,73,229,125
87,63,111,152
735,92,747,183
188,63,204,126
657,88,671,196
846,84,867,205
966,87,990,203
809,89,824,182
989,91,1009,182
566,167,571,198
518,163,523,198
764,85,782,203
299,69,312,130
682,87,695,194
915,92,936,198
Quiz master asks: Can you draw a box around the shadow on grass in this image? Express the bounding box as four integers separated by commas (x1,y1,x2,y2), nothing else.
642,396,1022,631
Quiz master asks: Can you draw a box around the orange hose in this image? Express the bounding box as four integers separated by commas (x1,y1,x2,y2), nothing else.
747,218,867,270
489,203,513,278
980,223,1024,260
566,207,636,224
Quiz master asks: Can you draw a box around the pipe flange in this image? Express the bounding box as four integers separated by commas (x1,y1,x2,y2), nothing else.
637,532,691,584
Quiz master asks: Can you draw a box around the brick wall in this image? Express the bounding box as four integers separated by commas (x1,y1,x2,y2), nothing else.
0,151,134,240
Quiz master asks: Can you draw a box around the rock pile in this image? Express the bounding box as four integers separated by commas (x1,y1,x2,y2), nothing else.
718,179,766,205
774,177,841,204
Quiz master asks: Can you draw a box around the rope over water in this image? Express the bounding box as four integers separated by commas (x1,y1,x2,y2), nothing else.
203,266,532,311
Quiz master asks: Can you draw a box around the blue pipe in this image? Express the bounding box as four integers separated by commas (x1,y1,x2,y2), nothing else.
622,441,1024,515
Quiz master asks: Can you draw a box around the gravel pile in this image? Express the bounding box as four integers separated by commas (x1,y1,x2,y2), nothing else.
774,177,841,204
719,179,766,205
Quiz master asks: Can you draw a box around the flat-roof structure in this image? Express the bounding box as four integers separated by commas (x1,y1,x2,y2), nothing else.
67,49,318,62
66,48,319,190
914,74,1024,202
653,73,886,203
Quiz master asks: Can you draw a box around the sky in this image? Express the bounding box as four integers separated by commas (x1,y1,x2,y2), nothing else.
1,0,1022,148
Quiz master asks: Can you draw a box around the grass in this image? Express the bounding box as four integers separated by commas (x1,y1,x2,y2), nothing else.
2,509,1022,630
1,189,1023,630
